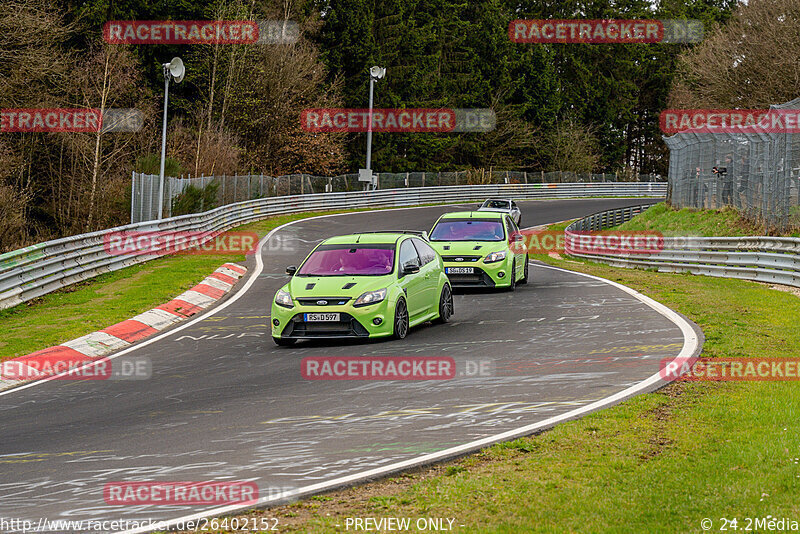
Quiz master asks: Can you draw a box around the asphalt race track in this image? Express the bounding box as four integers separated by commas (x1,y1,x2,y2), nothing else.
0,198,699,533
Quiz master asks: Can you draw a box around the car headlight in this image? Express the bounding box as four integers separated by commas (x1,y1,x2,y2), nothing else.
353,288,387,307
275,289,293,308
484,250,507,263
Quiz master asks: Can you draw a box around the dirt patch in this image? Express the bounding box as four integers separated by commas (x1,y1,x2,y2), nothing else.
763,282,800,298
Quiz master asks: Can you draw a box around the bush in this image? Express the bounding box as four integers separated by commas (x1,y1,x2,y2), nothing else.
171,182,219,216
135,154,185,177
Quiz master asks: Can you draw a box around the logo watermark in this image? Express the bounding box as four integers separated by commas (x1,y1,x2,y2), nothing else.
302,357,456,380
300,108,495,133
104,481,259,505
510,230,663,255
660,108,800,134
0,108,143,133
103,231,258,256
1,356,151,381
103,20,299,44
661,357,800,381
509,19,703,44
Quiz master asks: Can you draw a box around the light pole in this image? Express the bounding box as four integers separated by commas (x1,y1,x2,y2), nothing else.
360,65,385,190
157,57,185,219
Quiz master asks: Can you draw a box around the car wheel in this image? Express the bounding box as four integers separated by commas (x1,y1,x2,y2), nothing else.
273,337,297,347
519,257,529,285
393,298,410,339
433,284,454,324
506,260,517,291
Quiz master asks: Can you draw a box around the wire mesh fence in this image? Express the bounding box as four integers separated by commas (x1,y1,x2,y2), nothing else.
663,98,800,231
130,170,664,223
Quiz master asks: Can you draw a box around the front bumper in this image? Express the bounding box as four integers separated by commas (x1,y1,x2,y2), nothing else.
443,260,511,288
271,299,394,339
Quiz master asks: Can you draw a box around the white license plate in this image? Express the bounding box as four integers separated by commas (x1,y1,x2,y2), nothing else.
446,267,474,274
304,313,341,322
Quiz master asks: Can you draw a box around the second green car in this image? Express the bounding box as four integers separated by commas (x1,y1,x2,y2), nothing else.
428,211,529,289
271,232,454,346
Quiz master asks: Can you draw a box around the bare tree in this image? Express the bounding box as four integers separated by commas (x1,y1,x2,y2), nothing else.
670,0,800,108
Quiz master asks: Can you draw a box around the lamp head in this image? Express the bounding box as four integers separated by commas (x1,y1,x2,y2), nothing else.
369,66,386,80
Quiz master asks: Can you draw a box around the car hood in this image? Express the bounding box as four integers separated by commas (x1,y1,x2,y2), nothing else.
286,275,391,298
429,240,506,256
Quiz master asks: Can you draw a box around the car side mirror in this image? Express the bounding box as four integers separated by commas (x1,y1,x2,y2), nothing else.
512,233,525,242
401,264,420,276
286,265,297,276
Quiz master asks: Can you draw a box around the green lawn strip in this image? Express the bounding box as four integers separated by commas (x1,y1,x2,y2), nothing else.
186,230,800,533
615,202,800,237
0,208,378,360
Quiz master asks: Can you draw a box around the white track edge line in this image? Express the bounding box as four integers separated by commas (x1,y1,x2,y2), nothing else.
116,251,700,534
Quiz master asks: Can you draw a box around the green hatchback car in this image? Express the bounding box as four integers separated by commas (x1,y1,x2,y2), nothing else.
428,211,528,290
271,232,454,346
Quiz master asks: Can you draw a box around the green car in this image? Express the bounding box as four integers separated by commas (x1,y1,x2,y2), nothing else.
271,232,454,346
428,211,529,290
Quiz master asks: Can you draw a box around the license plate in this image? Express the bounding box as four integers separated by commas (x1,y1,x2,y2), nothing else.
446,267,474,274
304,313,340,322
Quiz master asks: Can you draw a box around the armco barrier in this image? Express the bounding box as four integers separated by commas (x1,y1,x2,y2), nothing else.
565,205,800,288
0,182,665,310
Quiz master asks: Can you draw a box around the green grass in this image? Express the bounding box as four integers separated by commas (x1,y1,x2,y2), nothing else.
616,202,800,237
0,208,370,359
187,220,800,533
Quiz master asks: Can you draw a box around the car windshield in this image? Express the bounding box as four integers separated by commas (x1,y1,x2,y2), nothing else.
297,245,395,276
482,200,510,209
430,219,505,242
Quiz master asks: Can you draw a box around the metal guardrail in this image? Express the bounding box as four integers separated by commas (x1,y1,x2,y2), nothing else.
565,205,800,288
0,182,665,310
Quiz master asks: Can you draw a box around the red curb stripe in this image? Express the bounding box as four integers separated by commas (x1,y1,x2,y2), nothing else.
208,272,236,285
102,320,158,343
2,346,94,380
191,283,225,299
222,263,246,275
16,345,89,362
157,299,203,318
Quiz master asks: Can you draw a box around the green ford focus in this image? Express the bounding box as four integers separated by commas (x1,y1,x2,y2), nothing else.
428,211,529,290
271,232,454,346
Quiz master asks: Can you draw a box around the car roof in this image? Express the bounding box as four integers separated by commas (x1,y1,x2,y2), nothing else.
482,198,512,203
321,233,411,245
439,210,506,220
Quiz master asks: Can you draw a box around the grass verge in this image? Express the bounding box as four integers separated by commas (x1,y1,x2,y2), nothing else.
616,202,800,237
0,208,373,359
183,224,800,533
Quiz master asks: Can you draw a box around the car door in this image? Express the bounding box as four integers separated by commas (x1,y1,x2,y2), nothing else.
412,238,438,311
506,216,525,280
397,238,426,318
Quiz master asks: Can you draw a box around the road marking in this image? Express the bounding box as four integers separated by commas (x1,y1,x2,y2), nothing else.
115,253,699,534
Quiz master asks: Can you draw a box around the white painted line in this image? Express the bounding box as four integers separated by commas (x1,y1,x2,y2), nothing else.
62,332,130,358
0,202,682,534
115,245,701,534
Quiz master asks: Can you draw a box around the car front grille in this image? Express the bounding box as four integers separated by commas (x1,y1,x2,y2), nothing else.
296,297,351,306
281,313,370,338
445,268,496,287
441,255,481,262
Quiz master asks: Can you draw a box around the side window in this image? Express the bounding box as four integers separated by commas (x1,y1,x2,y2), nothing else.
511,201,518,209
412,238,436,265
505,217,516,238
398,239,421,271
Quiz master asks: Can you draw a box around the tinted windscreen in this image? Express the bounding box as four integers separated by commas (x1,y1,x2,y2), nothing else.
430,219,505,241
482,200,510,209
297,245,395,276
